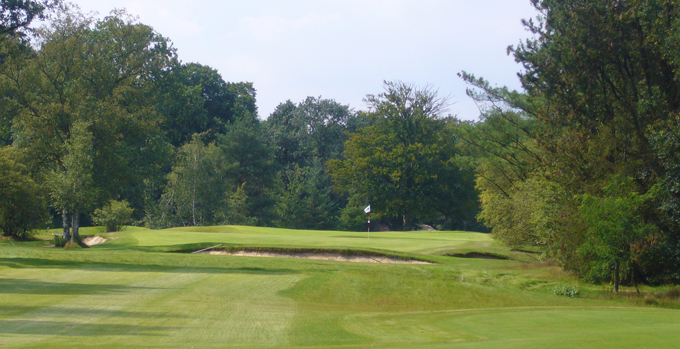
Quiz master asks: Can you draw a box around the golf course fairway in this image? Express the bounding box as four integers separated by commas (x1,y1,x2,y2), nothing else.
1,226,678,348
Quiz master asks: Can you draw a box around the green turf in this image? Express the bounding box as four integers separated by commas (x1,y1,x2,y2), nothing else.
0,226,678,348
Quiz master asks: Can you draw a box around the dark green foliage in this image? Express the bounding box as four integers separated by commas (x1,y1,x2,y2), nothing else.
264,97,358,230
218,119,278,225
329,81,475,230
264,96,358,168
2,8,176,236
157,62,258,147
275,162,338,230
0,146,46,238
221,183,256,226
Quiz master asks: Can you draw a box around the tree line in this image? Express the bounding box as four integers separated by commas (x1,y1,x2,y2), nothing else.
3,0,680,288
0,2,481,243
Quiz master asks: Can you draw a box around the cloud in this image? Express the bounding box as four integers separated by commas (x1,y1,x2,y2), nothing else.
156,8,203,36
240,13,340,41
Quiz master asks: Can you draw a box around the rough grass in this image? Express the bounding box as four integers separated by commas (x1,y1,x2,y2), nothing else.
0,226,678,348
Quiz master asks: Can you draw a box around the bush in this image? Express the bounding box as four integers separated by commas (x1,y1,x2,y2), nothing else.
554,285,580,297
52,234,67,247
53,233,80,247
93,200,134,232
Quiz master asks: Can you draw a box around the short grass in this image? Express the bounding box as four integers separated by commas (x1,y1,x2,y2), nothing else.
1,226,678,348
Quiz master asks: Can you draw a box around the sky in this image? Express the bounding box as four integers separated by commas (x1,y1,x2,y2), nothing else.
67,0,539,121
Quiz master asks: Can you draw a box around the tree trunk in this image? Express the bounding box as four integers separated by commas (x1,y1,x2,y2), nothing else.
402,213,407,231
614,259,620,293
62,209,71,241
632,263,640,294
71,210,80,243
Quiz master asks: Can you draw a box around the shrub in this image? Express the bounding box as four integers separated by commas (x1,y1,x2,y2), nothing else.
554,285,580,297
93,200,134,232
53,233,80,248
52,234,67,247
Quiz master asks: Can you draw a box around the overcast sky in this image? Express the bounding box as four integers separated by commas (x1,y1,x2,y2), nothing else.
67,0,539,120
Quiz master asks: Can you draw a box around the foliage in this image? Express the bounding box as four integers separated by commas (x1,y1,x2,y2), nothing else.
158,135,225,227
275,162,338,230
329,81,472,230
264,97,359,229
478,177,567,249
93,200,134,232
2,7,175,235
0,0,58,35
221,183,256,226
338,192,371,232
461,0,680,283
553,285,580,298
579,177,660,291
218,119,277,226
264,96,358,168
52,233,66,247
157,62,258,147
44,122,96,221
0,146,45,238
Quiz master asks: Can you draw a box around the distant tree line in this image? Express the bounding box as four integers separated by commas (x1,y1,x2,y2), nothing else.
0,2,481,242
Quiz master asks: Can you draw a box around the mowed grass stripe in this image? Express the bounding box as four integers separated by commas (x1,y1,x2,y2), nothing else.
1,264,304,348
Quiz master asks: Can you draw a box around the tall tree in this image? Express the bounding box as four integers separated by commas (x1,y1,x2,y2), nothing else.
218,119,277,226
157,62,258,147
45,121,95,241
264,97,359,230
328,81,470,230
463,0,680,283
264,96,358,168
158,136,226,227
3,8,175,234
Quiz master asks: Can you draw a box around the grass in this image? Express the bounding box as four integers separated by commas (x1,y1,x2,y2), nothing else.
0,225,678,348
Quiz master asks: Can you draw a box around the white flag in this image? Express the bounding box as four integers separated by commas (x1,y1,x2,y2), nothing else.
364,205,371,214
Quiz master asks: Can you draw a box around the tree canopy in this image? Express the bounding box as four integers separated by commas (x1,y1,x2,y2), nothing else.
329,81,478,230
460,0,680,286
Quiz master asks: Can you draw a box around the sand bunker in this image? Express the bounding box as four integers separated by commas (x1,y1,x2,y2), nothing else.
83,236,106,246
200,250,432,264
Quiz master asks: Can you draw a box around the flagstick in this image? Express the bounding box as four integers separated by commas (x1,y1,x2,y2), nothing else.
364,205,371,242
367,214,370,241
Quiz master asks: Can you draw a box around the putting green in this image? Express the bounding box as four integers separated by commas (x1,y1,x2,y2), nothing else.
129,225,494,254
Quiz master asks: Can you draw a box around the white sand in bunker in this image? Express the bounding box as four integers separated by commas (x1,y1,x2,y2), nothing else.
199,250,432,264
83,236,106,246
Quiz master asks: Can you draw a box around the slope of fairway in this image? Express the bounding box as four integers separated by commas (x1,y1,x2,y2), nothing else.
127,225,495,254
1,227,678,348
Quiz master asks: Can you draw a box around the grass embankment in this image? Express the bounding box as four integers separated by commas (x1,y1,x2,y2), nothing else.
1,225,678,348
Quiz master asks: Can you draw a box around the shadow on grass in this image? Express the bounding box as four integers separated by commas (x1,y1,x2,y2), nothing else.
0,320,177,336
0,257,298,276
0,278,162,295
0,305,188,319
